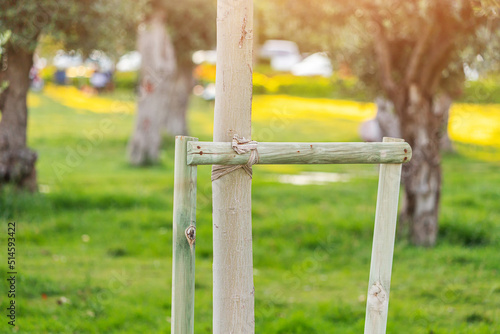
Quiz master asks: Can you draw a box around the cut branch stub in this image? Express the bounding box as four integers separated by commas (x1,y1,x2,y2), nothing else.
185,225,196,247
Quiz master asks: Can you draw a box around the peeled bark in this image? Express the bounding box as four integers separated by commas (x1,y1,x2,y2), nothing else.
0,42,37,191
128,11,176,165
398,85,443,246
162,65,193,136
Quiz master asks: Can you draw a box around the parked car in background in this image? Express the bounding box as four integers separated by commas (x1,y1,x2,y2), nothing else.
259,40,301,72
291,52,333,77
192,50,217,65
116,51,142,72
53,50,83,69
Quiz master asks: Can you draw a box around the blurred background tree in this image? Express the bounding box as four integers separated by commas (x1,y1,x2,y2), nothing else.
0,0,141,191
127,0,216,165
271,0,499,246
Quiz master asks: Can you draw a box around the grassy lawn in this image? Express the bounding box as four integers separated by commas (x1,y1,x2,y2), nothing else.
1,87,499,333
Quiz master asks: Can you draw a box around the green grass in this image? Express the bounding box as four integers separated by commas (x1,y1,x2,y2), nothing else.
1,91,499,333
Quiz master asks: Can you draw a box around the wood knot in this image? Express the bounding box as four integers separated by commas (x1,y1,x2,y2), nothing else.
367,281,388,314
185,225,196,247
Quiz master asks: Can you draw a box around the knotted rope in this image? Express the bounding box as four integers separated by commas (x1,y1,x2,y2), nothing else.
211,135,259,181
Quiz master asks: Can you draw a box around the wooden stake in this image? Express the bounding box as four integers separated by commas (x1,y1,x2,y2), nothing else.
213,0,255,332
187,141,412,166
172,136,198,334
364,137,404,334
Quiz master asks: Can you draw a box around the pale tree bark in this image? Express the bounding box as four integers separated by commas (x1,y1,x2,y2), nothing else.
128,11,176,165
161,65,193,136
434,94,453,152
397,85,444,247
0,42,37,191
365,95,452,152
212,0,255,332
359,97,400,143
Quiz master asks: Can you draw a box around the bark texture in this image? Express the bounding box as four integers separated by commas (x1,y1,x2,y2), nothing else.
0,42,37,191
397,85,443,246
434,94,453,152
212,0,255,332
128,11,176,165
161,65,193,136
364,96,453,152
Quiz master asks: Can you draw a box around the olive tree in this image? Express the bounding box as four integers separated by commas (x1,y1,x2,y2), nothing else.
0,0,141,190
270,0,499,246
128,0,216,165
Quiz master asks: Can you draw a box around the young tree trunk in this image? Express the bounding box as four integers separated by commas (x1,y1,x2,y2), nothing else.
212,0,255,332
161,65,193,136
128,11,176,165
397,85,443,247
0,42,37,191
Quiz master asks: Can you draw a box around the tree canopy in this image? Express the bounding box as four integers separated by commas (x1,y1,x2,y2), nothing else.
267,0,499,98
0,0,142,55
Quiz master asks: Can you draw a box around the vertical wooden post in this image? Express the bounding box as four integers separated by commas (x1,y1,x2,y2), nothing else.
172,136,198,334
364,137,404,334
213,0,255,332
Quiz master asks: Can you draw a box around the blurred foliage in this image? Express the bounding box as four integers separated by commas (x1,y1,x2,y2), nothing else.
460,74,500,104
39,83,500,150
192,63,500,103
253,73,368,100
195,64,369,100
262,0,500,100
39,65,56,83
133,0,216,69
163,0,216,68
114,71,139,90
0,0,144,55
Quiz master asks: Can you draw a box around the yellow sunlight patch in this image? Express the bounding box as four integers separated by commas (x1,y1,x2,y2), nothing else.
449,103,500,147
44,84,135,114
252,95,376,122
39,85,499,148
27,94,41,107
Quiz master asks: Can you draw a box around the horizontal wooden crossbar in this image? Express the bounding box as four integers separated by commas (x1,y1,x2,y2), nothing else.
187,141,412,165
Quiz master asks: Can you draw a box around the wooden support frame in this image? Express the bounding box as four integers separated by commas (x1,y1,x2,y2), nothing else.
364,137,404,334
187,141,411,166
172,136,198,333
171,136,411,334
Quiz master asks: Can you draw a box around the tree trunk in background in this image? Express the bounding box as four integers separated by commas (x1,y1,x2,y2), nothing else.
161,65,193,136
375,97,401,139
371,95,453,151
434,94,453,152
0,42,37,191
128,11,176,165
367,92,453,246
397,85,443,246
